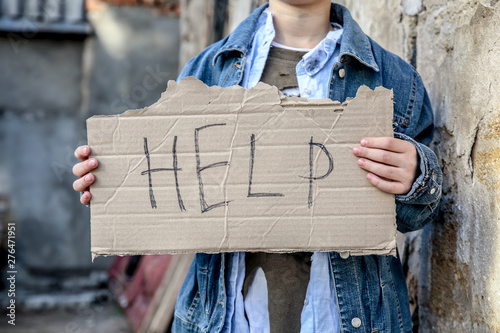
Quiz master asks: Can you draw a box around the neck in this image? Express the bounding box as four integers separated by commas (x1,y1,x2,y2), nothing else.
269,1,332,49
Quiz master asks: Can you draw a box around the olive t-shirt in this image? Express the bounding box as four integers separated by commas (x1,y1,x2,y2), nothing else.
243,45,312,333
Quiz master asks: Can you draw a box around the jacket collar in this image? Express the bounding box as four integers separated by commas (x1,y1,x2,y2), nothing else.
330,3,379,72
213,4,268,66
213,3,379,72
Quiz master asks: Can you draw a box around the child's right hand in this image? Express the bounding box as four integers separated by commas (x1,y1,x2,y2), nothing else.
72,145,98,205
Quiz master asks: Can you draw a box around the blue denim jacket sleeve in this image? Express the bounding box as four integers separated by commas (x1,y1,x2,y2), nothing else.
394,133,442,232
393,83,442,233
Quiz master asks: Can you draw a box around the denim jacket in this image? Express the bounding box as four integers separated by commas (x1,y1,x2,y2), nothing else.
173,4,442,333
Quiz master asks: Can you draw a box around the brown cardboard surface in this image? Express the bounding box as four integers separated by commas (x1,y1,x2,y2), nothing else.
88,77,396,257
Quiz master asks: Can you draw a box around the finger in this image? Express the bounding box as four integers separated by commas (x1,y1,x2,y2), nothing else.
360,137,410,153
357,158,403,182
80,191,92,205
74,145,91,161
72,158,98,178
73,173,95,192
366,173,408,195
353,146,403,167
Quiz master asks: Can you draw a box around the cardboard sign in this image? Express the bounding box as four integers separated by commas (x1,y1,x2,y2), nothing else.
88,77,396,257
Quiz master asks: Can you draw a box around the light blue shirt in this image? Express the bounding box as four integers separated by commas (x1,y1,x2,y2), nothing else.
242,8,343,99
236,8,343,333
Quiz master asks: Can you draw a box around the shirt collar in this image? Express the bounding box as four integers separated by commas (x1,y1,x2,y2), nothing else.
213,4,268,66
248,8,343,78
301,27,343,76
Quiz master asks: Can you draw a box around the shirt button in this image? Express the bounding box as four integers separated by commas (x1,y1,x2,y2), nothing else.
339,251,350,259
351,317,362,328
339,68,346,78
304,88,310,95
430,188,436,195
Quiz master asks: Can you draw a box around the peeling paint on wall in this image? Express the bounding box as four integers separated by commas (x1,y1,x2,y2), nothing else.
475,148,500,191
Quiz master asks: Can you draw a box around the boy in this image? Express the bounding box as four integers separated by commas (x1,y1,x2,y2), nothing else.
73,1,442,331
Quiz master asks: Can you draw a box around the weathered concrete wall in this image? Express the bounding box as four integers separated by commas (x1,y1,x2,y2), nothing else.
417,1,500,331
179,0,215,70
337,0,500,331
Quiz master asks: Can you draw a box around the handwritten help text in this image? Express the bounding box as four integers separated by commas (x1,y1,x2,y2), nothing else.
141,123,333,213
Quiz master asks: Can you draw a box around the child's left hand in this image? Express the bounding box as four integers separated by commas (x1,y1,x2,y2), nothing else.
353,137,417,195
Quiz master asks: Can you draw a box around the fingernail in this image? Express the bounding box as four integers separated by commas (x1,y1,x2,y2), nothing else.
89,159,96,168
361,139,367,146
367,173,373,180
82,146,88,154
85,174,92,182
358,158,365,166
353,147,360,155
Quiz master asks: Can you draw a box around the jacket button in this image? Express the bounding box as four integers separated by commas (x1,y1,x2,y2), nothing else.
339,251,350,259
351,317,362,328
430,188,436,195
339,68,345,78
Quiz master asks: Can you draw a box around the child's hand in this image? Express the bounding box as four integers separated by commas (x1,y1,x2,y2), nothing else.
353,137,417,195
72,145,98,205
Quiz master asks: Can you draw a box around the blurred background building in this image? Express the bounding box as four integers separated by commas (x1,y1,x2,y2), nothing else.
0,0,180,287
0,0,499,332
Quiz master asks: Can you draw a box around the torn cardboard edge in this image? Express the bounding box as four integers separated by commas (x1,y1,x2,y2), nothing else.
88,77,397,258
91,247,396,262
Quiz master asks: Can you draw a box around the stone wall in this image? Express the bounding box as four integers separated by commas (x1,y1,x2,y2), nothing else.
337,0,500,331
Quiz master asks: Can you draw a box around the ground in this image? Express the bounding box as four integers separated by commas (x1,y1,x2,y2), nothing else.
0,300,133,333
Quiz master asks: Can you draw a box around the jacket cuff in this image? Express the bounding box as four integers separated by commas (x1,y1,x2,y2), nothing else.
394,132,442,205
